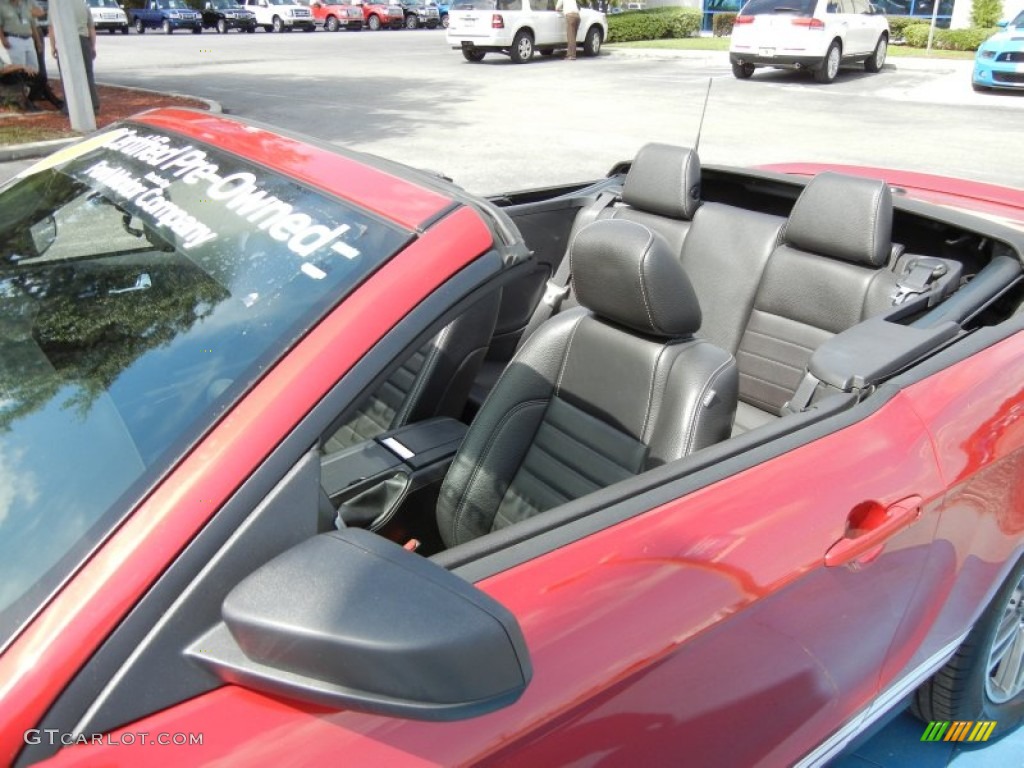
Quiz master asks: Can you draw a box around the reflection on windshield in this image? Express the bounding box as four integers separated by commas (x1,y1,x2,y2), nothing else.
0,125,407,645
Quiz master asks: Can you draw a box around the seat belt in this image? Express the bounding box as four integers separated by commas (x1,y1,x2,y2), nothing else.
892,256,949,306
516,190,618,350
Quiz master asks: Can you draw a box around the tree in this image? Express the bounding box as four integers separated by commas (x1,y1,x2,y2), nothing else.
971,0,1002,28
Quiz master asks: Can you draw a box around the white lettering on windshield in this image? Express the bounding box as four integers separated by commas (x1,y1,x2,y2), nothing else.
101,130,364,262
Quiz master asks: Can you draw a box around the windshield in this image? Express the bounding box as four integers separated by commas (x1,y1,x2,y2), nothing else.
87,0,122,8
738,0,816,13
209,0,241,8
160,0,192,8
1013,11,1024,27
0,125,406,647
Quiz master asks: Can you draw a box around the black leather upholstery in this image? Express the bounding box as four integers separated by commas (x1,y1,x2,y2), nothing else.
325,294,498,453
570,218,701,338
735,174,899,421
784,172,893,267
436,220,737,548
621,143,702,221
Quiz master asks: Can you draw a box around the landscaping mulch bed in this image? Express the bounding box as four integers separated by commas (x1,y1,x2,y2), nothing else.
0,82,209,146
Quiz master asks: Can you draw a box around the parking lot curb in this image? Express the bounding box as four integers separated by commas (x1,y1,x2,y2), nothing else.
0,89,222,163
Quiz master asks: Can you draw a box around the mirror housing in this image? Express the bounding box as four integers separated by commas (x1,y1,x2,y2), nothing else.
188,529,532,721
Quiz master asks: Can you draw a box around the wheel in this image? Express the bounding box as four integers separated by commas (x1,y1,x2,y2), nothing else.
121,25,129,34
426,20,438,28
108,28,116,34
441,13,449,27
163,19,172,34
246,24,255,32
864,33,887,73
326,15,339,31
303,24,314,31
583,25,602,56
913,556,1024,733
732,61,754,79
272,15,284,32
192,24,202,34
510,29,533,64
462,48,485,62
217,18,227,34
367,14,380,30
813,40,841,84
405,13,418,29
134,18,145,33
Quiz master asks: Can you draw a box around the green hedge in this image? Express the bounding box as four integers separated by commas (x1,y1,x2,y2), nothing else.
903,22,998,50
607,7,702,42
713,12,737,37
885,15,919,39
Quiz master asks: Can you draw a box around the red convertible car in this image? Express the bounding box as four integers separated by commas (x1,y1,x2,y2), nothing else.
2,109,1024,767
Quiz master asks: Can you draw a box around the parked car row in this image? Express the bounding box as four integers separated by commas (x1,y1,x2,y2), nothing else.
91,0,445,33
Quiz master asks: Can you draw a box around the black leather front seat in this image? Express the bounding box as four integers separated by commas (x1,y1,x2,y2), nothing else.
436,219,738,549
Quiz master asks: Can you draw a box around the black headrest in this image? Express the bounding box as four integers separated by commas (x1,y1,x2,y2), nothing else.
570,219,701,338
621,143,701,221
784,172,893,267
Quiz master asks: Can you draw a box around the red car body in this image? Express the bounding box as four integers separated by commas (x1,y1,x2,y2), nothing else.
306,0,364,29
354,0,403,28
2,109,1024,767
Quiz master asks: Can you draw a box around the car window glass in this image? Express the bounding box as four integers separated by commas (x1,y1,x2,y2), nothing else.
738,0,816,15
0,124,407,649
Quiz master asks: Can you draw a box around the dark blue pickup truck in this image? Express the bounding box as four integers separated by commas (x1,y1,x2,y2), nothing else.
129,0,204,33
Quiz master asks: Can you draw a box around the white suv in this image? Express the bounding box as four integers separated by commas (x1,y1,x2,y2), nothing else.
729,0,889,83
240,0,316,31
447,0,607,64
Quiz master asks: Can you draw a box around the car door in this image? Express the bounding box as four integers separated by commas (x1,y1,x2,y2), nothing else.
530,0,565,45
15,389,946,768
843,0,873,54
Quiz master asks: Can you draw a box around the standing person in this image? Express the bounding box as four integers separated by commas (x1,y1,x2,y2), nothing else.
0,0,40,74
49,0,98,114
28,0,63,108
555,0,580,60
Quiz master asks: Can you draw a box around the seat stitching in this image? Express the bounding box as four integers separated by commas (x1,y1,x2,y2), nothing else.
636,230,658,333
555,314,586,396
684,354,732,455
641,343,669,442
449,398,549,546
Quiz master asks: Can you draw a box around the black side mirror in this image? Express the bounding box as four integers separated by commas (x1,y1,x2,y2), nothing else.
188,529,532,720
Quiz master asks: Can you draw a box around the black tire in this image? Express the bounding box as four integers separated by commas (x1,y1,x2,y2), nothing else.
121,25,129,34
303,24,314,31
583,25,601,56
246,24,255,32
405,13,418,29
813,40,841,84
913,555,1024,733
135,18,145,33
510,29,533,64
732,61,754,79
272,15,284,32
462,48,485,62
217,17,227,34
163,19,172,34
326,15,339,31
426,20,438,28
367,14,380,30
192,24,202,33
864,33,887,73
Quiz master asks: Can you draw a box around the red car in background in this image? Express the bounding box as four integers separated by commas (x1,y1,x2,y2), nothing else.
1,109,1024,767
304,0,364,29
353,0,403,28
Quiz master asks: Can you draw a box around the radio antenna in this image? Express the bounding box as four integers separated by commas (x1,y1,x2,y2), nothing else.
693,78,713,155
